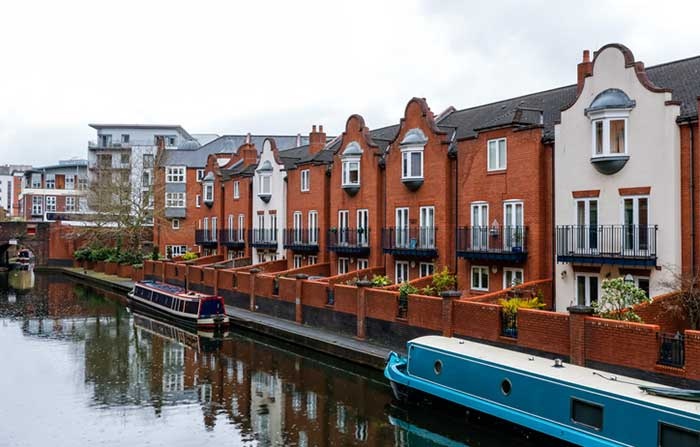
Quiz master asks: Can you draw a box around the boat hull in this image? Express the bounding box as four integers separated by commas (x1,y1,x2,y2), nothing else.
127,292,228,329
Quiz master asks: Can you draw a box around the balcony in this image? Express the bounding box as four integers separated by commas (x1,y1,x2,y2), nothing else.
283,228,320,253
456,226,528,263
556,225,657,267
250,229,278,250
382,227,438,259
327,228,370,256
195,229,218,248
220,228,245,249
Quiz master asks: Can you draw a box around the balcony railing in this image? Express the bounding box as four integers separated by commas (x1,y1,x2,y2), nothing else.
195,229,218,247
283,228,320,253
456,226,528,262
657,332,684,368
501,310,518,338
382,227,438,258
250,229,278,249
556,225,657,266
327,228,370,256
220,228,245,249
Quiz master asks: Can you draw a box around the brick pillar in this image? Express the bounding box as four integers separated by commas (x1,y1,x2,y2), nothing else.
294,274,308,324
567,305,594,366
185,264,190,291
440,291,462,338
161,261,166,283
249,268,261,312
355,280,373,340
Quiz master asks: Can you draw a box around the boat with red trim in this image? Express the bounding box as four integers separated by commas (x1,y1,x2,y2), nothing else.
127,280,228,329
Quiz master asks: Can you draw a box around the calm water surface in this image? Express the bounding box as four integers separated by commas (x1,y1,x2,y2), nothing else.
0,272,570,447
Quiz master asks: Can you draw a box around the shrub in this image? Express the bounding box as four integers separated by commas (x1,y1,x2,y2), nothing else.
499,296,546,316
371,275,391,287
73,247,92,261
117,251,142,265
89,246,116,262
151,246,160,261
182,251,198,261
398,282,418,299
594,277,651,322
421,266,457,296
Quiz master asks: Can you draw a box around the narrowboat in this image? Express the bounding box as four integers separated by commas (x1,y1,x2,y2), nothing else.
127,280,229,329
131,311,227,352
385,336,700,447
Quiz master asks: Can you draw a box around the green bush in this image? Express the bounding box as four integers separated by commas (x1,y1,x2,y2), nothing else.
182,251,198,261
117,251,142,265
421,266,457,296
151,246,160,261
399,282,419,299
499,296,546,316
89,246,116,262
73,247,92,261
593,277,651,322
371,275,391,287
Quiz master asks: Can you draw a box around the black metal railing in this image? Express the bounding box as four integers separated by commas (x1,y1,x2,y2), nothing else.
195,229,218,246
220,228,245,248
658,332,685,368
326,287,335,306
283,228,320,252
501,311,518,338
397,294,408,319
456,226,527,262
382,227,438,258
327,228,371,255
556,225,657,266
249,229,278,249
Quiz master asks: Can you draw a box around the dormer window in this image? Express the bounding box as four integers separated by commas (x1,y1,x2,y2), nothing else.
341,141,362,196
400,128,427,191
202,172,215,207
256,160,273,203
585,88,635,175
260,175,271,194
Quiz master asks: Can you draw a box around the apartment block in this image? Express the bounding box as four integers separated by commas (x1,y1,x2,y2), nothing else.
19,159,88,221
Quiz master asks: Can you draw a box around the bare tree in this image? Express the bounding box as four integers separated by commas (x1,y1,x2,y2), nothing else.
658,266,700,330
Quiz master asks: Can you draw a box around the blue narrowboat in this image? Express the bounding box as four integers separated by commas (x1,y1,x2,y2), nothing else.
385,336,700,447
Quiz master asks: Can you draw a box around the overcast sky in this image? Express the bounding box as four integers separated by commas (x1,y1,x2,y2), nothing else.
1,0,699,166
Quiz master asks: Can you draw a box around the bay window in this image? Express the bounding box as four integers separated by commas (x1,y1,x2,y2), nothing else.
401,147,423,179
342,159,360,186
165,192,185,208
166,166,186,183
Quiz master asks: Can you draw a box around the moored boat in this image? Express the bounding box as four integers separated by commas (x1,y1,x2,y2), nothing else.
385,335,700,447
127,280,229,329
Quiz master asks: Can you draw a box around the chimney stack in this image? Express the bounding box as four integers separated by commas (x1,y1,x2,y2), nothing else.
577,50,592,95
308,124,326,155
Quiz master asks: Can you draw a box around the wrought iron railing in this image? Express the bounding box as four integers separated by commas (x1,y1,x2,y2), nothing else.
220,228,245,246
382,227,437,255
456,226,527,253
556,225,657,263
501,311,518,338
195,229,217,245
327,228,370,251
250,228,278,247
397,294,408,319
658,332,685,368
283,228,320,248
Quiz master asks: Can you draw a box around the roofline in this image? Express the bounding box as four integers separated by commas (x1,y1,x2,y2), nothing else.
88,124,193,140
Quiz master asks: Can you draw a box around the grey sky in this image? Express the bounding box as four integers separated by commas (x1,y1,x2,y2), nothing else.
1,0,699,166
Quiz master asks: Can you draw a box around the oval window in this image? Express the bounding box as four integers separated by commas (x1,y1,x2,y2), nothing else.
434,360,443,375
501,379,512,396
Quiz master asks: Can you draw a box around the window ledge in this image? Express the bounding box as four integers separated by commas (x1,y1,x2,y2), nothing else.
590,154,629,175
401,177,424,191
342,184,360,196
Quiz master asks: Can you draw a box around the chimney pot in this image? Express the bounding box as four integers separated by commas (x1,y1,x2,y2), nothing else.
319,125,323,132
312,125,317,132
583,50,590,63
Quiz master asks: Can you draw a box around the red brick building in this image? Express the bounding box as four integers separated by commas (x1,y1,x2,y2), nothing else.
19,159,89,221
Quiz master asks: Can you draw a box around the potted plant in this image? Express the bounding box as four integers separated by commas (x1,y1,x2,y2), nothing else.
511,230,523,253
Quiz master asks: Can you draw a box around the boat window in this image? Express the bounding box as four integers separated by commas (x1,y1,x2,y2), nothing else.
433,360,442,375
500,379,512,396
659,422,700,447
185,300,199,315
200,299,222,316
571,398,603,431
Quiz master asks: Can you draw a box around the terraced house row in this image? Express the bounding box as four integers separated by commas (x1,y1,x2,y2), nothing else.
152,43,700,311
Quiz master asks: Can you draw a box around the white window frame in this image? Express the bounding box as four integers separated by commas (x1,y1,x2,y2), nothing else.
45,196,56,212
419,206,435,248
258,174,272,195
166,166,186,183
238,214,245,241
471,266,489,291
338,257,349,274
293,211,303,243
401,145,424,179
196,194,201,208
575,273,600,306
233,181,240,199
308,255,317,265
293,255,303,269
45,174,55,189
419,262,434,277
196,169,205,182
357,209,369,246
589,111,629,158
634,276,650,298
32,196,43,215
487,138,507,171
168,245,188,257
204,182,214,202
165,192,185,208
227,214,234,240
172,219,180,230
395,207,409,248
395,261,410,283
301,169,310,192
503,268,524,288
357,259,369,270
471,202,489,250
65,176,75,190
65,196,75,212
308,211,318,244
341,158,360,187
620,195,650,254
211,217,217,241
338,210,350,244
575,198,599,252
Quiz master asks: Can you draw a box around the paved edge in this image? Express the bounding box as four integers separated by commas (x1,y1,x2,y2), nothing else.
51,267,390,371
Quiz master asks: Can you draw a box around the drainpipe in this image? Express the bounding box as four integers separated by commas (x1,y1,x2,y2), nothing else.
690,118,696,274
550,139,556,310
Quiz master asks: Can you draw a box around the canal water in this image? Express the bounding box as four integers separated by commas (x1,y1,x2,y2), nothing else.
0,272,572,447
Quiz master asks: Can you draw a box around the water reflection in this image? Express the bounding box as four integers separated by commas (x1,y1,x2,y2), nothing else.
0,273,566,447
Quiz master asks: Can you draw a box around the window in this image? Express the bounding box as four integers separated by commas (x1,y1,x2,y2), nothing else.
204,183,214,202
357,259,369,270
203,217,209,239
301,169,310,191
570,398,603,431
142,170,151,187
233,181,240,199
293,211,303,243
143,154,154,168
167,245,188,257
259,174,271,195
395,261,409,283
211,217,217,241
196,169,205,182
401,147,424,179
634,276,650,297
65,197,75,212
294,255,302,269
504,201,524,249
227,214,234,239
121,134,130,143
471,266,489,291
195,194,201,208
357,209,368,246
591,118,627,157
165,192,185,208
45,175,55,189
504,268,524,288
167,136,176,146
338,210,350,244
31,196,42,215
338,258,349,274
308,255,317,265
166,166,186,183
120,153,130,165
172,219,180,230
45,196,56,212
270,214,277,241
395,207,409,248
658,422,699,447
100,134,112,147
576,274,599,306
31,174,41,188
622,196,649,252
308,211,318,244
419,206,435,248
576,198,598,251
238,215,245,241
487,138,507,171
471,202,489,250
78,178,88,190
419,263,435,277
342,159,360,186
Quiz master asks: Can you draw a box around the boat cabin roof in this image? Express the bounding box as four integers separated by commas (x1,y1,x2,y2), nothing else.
410,336,700,415
138,280,216,300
